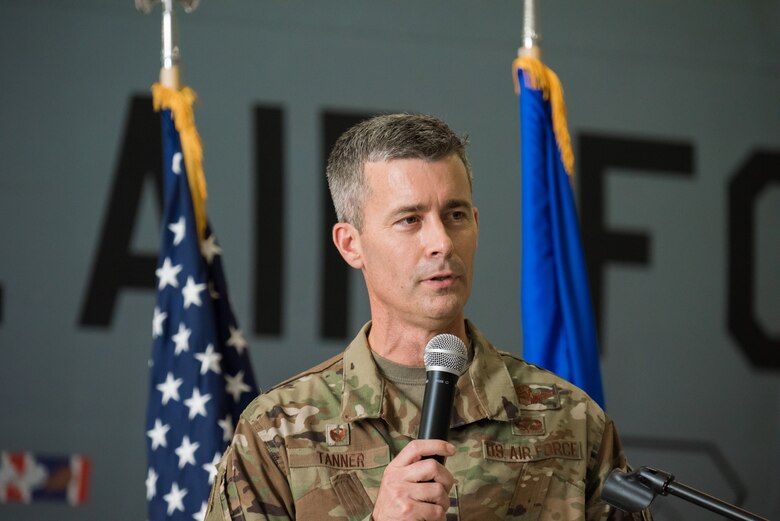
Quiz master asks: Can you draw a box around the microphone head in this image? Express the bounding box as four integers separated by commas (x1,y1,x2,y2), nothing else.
423,334,468,376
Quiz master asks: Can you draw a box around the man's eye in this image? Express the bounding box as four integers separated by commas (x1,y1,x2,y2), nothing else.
401,216,419,225
451,211,466,220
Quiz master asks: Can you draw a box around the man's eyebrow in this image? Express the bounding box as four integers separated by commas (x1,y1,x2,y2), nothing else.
388,204,427,219
388,199,472,218
443,198,473,210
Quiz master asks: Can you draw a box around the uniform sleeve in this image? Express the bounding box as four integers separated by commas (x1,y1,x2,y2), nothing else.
205,416,295,521
585,418,653,521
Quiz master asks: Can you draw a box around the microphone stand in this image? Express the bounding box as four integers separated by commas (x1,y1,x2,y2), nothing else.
602,467,769,521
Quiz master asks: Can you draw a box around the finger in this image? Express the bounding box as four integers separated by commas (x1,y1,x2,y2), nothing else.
390,440,456,467
411,481,452,511
416,501,448,521
398,459,455,493
432,464,455,492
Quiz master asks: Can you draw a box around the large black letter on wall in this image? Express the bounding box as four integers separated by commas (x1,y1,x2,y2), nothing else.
728,150,780,370
253,106,285,336
79,95,163,327
320,111,376,340
579,134,694,338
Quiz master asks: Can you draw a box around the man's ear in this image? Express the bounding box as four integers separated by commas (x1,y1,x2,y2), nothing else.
332,222,364,269
473,206,479,246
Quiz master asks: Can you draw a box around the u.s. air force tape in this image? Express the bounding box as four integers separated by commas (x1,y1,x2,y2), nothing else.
483,440,582,462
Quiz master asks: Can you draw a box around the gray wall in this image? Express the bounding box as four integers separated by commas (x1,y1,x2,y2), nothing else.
0,1,778,519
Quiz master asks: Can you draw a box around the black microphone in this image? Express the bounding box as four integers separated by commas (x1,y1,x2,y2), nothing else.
418,334,468,464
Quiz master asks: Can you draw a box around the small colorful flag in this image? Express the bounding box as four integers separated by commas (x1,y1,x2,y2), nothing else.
0,451,91,505
514,56,606,408
145,84,259,520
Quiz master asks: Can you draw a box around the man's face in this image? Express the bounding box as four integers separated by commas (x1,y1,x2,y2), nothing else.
342,154,478,330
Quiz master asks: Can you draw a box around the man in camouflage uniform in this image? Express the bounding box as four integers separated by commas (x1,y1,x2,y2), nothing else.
205,114,651,521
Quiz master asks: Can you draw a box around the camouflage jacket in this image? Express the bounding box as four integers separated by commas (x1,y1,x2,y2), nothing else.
205,321,651,521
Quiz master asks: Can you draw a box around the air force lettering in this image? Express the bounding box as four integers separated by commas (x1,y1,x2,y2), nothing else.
483,440,583,463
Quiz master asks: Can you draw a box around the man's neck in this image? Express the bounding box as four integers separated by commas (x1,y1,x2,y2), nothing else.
367,316,468,366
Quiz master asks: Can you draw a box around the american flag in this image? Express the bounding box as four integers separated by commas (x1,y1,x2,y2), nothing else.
145,89,259,521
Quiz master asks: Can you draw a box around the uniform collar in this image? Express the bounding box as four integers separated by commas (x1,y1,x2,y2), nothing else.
340,322,386,422
453,321,522,425
340,321,521,434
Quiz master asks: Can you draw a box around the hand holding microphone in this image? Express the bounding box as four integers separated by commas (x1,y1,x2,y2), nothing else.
372,334,468,521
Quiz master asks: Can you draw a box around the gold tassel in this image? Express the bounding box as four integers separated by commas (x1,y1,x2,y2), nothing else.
151,83,208,244
512,56,575,176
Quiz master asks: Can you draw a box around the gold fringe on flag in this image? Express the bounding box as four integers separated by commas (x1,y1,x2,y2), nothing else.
512,56,574,176
151,83,208,244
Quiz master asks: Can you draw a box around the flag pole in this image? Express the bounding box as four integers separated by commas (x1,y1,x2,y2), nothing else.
519,0,541,59
136,0,201,89
159,0,180,89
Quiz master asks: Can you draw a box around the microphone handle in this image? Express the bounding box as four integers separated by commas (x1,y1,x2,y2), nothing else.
419,370,458,464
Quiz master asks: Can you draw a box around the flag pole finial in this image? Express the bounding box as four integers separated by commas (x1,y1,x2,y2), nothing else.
519,0,541,59
136,0,200,89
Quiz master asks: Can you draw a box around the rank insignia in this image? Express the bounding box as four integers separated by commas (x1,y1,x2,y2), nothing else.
516,384,561,410
512,415,546,436
326,424,350,446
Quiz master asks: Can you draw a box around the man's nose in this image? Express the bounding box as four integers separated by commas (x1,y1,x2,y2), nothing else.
423,217,454,258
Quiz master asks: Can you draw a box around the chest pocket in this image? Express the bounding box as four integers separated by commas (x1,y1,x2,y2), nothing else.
507,468,586,521
506,469,553,520
287,446,390,521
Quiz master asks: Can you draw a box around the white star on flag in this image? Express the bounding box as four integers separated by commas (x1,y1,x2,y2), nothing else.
200,234,222,265
202,452,221,485
183,388,211,420
193,502,208,521
147,419,171,450
152,307,168,339
182,276,206,309
194,344,222,376
225,371,252,402
156,372,183,405
171,322,192,355
226,326,248,354
163,482,187,515
146,468,158,500
174,436,200,469
168,217,186,246
155,257,182,289
172,152,183,174
218,415,234,442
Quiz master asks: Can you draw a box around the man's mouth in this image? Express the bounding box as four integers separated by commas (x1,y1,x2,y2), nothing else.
423,272,458,286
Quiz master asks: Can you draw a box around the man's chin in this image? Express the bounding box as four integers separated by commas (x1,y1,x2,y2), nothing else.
421,297,467,323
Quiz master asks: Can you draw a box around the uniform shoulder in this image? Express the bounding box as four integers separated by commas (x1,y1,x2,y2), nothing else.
497,349,606,420
241,351,345,424
498,349,578,391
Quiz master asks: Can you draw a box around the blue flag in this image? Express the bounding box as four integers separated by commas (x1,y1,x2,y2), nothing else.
145,85,259,520
515,57,605,408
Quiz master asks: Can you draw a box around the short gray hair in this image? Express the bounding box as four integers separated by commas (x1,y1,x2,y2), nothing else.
326,113,471,230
